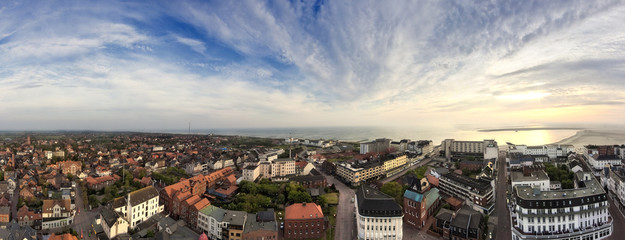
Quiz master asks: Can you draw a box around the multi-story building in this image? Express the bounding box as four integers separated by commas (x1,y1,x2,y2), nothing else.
0,206,9,223
434,207,483,240
390,139,410,152
284,203,326,239
382,153,407,177
438,173,494,214
511,169,550,191
441,139,498,161
336,160,383,186
112,185,163,229
403,178,440,229
607,167,625,211
360,138,391,154
198,205,227,239
17,206,42,229
584,145,623,170
509,144,575,160
161,168,233,216
271,158,296,179
511,175,612,240
242,165,260,182
222,210,247,240
42,199,74,229
56,160,81,175
407,140,434,156
356,185,403,240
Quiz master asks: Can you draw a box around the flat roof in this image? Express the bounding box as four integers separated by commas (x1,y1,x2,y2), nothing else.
510,171,549,182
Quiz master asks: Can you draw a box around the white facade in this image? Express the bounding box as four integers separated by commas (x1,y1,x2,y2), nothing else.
511,180,612,240
356,214,403,240
441,139,498,160
271,159,296,177
243,165,260,182
586,154,622,170
114,186,163,229
198,206,226,240
511,171,551,191
509,144,574,160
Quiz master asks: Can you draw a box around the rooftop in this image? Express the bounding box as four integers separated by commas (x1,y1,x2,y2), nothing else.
356,185,402,217
510,170,549,182
128,186,159,206
515,178,605,201
441,173,492,193
285,203,324,220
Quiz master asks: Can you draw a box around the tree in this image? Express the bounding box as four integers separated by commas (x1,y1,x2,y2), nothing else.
317,195,328,207
381,182,404,204
288,190,312,203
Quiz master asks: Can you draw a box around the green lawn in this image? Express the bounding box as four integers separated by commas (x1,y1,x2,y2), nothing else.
322,193,339,205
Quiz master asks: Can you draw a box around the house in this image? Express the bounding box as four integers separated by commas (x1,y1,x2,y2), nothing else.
100,207,129,239
198,205,227,239
56,161,82,176
434,207,482,240
0,206,10,223
42,199,74,229
0,221,37,240
85,175,116,191
17,206,41,229
284,203,326,239
290,175,327,189
403,178,440,230
113,185,163,229
242,210,278,240
48,233,78,240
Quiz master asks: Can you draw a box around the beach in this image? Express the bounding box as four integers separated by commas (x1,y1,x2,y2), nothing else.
553,129,625,147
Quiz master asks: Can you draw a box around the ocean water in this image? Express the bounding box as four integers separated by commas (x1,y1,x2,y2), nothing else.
166,126,579,146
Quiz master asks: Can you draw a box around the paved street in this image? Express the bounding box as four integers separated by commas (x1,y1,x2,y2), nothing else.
71,182,99,239
607,194,625,239
494,151,511,240
319,170,356,240
10,187,18,221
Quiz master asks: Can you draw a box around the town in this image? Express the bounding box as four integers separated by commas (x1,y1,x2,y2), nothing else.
0,132,623,240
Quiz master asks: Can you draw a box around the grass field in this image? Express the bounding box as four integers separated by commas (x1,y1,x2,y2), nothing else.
322,192,339,205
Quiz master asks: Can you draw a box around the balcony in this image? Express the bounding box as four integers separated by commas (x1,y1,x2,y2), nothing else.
511,215,612,239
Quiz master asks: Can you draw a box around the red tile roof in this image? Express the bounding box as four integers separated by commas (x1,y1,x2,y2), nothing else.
285,203,324,220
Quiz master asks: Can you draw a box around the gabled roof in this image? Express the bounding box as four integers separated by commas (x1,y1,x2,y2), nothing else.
128,186,159,206
403,190,424,202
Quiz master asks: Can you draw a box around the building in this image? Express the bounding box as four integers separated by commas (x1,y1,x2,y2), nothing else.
356,185,403,240
584,145,623,170
511,175,612,240
0,221,37,240
198,205,227,239
434,207,483,240
607,167,625,212
441,139,498,161
48,233,78,240
85,175,116,190
161,168,233,216
271,158,296,178
290,175,327,189
17,206,42,229
382,153,408,177
113,185,163,229
100,207,129,239
508,144,575,160
284,203,326,239
242,211,278,240
336,160,384,186
0,206,9,223
222,210,247,240
243,165,260,182
407,140,434,156
390,139,410,152
56,160,81,175
360,138,391,154
403,178,440,229
511,169,550,191
42,199,74,229
438,173,494,214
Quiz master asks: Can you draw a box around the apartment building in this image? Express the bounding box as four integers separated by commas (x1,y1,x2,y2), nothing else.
607,167,625,211
360,138,391,154
356,185,403,240
441,139,498,160
438,173,494,214
511,169,551,191
112,186,163,229
56,160,81,175
382,154,407,178
242,165,260,182
509,144,575,160
584,145,623,170
336,160,383,186
271,158,296,180
511,176,612,240
403,178,440,229
434,207,483,240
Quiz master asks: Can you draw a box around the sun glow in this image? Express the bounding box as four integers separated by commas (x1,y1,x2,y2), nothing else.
496,92,551,100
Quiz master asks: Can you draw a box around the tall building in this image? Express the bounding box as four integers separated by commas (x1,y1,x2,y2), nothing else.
511,174,612,240
441,139,498,161
336,160,383,186
356,185,403,240
112,186,163,229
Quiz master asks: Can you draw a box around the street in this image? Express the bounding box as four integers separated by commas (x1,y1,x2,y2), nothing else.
71,182,99,239
607,193,625,239
494,151,511,240
318,170,356,240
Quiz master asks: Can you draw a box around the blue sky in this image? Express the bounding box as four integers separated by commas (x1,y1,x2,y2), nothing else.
1,0,625,130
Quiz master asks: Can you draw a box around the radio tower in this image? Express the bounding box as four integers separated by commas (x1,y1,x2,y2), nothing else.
188,122,191,134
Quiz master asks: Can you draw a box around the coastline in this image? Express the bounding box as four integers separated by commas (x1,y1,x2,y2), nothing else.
552,129,625,147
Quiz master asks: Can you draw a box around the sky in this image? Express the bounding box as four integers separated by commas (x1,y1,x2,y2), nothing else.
1,0,625,131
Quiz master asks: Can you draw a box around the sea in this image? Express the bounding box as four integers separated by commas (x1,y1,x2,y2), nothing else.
160,126,579,146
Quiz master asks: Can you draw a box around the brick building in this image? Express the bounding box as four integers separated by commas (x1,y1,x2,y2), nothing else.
56,161,82,175
290,175,327,189
284,203,326,239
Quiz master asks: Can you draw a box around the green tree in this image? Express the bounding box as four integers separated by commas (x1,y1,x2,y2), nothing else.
288,190,312,203
381,182,404,204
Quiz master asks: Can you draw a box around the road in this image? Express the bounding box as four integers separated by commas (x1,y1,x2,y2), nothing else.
607,195,625,240
11,186,18,221
494,151,511,240
318,170,356,240
379,157,435,184
71,182,99,239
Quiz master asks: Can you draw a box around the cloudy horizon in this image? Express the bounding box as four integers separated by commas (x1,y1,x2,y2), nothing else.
2,0,625,131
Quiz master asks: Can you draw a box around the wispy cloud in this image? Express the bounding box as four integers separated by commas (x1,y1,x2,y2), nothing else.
1,0,625,130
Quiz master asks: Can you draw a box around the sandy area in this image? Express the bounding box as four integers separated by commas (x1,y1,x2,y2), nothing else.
553,129,625,147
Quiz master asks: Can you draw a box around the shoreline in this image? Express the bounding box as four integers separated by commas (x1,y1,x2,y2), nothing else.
551,129,625,147
478,127,584,132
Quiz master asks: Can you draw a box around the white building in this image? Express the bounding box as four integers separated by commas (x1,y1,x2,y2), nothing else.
198,205,226,239
607,167,625,211
112,186,163,229
511,170,550,191
441,139,498,160
271,158,296,178
100,207,129,239
42,199,74,229
355,185,403,240
243,164,261,182
511,175,612,240
510,144,575,160
585,154,622,170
